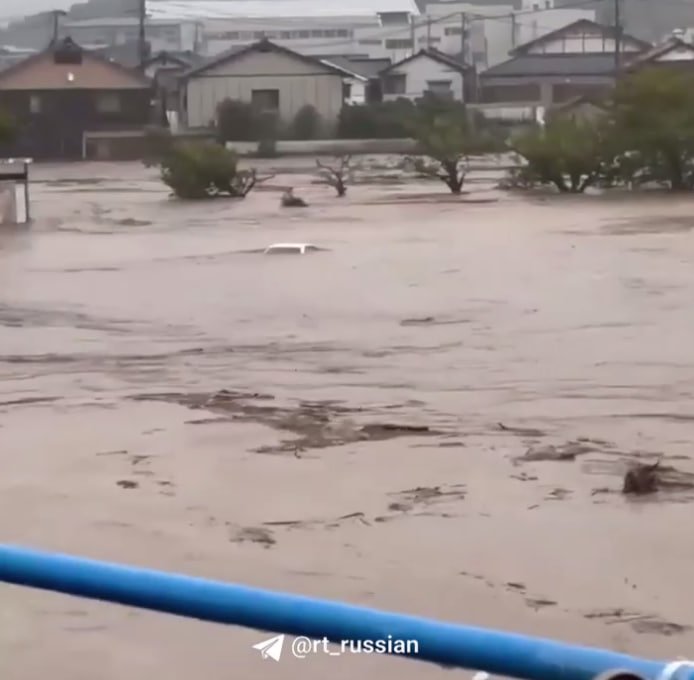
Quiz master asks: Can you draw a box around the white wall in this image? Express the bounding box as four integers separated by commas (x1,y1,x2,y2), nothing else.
185,50,344,130
383,54,464,101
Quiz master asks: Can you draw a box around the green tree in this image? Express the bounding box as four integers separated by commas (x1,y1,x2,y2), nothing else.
216,99,256,142
511,116,611,193
292,104,321,140
610,68,694,190
0,109,16,146
409,105,499,194
159,141,256,199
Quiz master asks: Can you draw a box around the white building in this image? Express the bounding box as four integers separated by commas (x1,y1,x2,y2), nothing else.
419,1,596,68
140,0,594,71
146,0,421,59
380,49,470,100
61,17,204,53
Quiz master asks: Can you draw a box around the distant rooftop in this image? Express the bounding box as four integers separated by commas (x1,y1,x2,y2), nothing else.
145,0,421,19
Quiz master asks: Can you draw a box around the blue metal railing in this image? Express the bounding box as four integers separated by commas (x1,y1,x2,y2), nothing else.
0,544,690,680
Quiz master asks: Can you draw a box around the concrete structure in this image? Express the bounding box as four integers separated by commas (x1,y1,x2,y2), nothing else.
181,39,346,131
146,0,421,61
380,49,469,100
62,17,204,54
478,19,650,117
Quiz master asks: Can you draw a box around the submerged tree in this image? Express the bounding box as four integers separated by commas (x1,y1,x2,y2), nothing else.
408,104,500,194
511,116,612,193
610,67,694,190
316,155,351,196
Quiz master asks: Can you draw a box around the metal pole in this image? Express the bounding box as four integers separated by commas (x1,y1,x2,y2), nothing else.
23,162,30,223
0,544,692,680
426,17,431,49
410,17,415,57
461,11,467,63
138,0,147,68
614,0,621,74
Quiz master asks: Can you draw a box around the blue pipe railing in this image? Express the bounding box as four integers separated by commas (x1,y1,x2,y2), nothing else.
0,544,690,680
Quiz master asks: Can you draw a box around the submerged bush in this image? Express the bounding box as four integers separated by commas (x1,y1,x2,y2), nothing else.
159,141,256,199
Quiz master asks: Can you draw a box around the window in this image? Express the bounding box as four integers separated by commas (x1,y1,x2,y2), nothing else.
426,80,453,99
342,82,352,99
251,89,279,111
418,36,441,43
29,94,42,114
385,38,413,49
298,30,310,38
253,31,265,39
359,38,382,45
95,93,121,114
382,73,406,94
444,26,463,36
427,80,452,94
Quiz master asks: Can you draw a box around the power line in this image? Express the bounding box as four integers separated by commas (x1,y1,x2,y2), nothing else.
221,0,609,52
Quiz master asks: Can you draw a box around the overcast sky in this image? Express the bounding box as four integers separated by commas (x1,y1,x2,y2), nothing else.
1,0,76,20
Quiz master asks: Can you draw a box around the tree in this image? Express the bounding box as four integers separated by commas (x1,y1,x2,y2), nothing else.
216,99,256,142
159,141,257,200
316,155,351,197
511,116,611,193
292,104,321,139
409,105,499,194
0,109,16,147
610,67,694,190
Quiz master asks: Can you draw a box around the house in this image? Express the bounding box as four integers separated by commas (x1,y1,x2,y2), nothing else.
478,19,650,116
316,55,391,103
622,36,694,73
0,37,153,160
379,48,471,101
143,50,202,125
547,95,609,123
180,39,347,132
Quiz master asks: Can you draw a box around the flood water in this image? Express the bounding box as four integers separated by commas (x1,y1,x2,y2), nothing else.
2,160,694,679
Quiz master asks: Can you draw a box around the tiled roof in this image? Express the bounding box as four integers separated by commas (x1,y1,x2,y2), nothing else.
481,53,618,78
624,36,694,67
183,39,346,78
318,55,391,78
511,19,650,56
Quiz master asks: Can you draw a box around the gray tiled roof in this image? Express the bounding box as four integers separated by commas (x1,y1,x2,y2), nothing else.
481,53,617,78
322,55,391,78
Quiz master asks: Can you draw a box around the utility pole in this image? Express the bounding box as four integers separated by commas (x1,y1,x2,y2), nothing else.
613,0,622,75
511,12,517,48
460,12,467,63
410,17,415,57
426,17,432,49
138,0,147,69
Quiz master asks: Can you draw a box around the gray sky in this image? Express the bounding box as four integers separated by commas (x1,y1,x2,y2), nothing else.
0,0,75,20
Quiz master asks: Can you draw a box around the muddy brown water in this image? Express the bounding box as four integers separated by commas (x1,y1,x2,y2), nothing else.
2,161,694,680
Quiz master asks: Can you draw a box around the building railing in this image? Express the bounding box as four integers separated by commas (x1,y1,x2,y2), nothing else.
0,544,691,680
